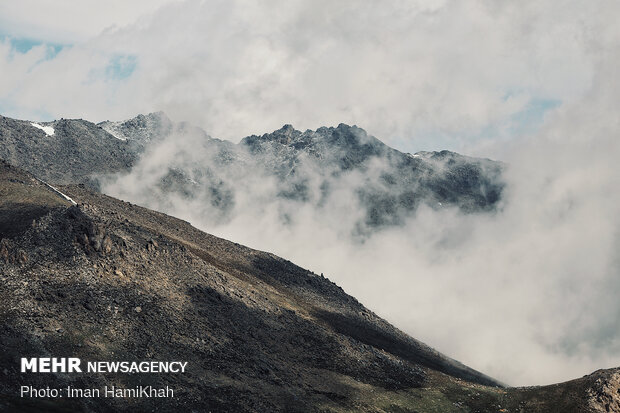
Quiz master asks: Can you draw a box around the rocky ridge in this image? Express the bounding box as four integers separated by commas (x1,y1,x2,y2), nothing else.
239,123,504,229
0,113,504,234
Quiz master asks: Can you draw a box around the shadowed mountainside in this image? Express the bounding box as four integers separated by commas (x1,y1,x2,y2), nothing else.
1,161,619,412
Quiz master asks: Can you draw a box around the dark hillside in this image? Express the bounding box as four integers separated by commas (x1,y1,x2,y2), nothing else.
0,162,618,412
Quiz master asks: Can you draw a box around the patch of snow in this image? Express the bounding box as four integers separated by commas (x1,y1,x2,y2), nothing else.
108,130,127,140
411,151,434,159
99,122,127,140
36,178,77,206
30,122,55,136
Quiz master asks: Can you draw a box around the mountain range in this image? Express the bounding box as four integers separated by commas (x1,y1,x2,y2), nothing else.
0,112,504,236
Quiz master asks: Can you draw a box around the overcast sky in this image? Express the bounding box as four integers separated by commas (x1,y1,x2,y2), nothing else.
0,0,614,156
2,1,620,386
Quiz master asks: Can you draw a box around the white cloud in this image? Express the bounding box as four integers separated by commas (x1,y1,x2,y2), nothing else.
1,0,614,153
0,0,182,43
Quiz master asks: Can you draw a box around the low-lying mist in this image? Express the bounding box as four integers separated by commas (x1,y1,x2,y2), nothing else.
102,65,620,387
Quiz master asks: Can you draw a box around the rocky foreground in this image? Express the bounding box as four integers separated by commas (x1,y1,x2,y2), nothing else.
0,160,619,412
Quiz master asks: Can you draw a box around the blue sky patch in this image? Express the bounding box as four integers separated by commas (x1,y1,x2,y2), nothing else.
468,97,562,148
0,99,16,116
390,97,562,155
2,35,65,59
105,54,138,81
509,98,561,134
0,98,55,121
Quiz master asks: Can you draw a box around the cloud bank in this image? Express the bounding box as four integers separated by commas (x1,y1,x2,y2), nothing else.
1,0,614,153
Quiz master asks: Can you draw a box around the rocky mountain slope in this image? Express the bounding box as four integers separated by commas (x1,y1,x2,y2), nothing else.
0,113,504,235
1,161,619,412
0,115,137,189
237,124,503,230
98,111,173,144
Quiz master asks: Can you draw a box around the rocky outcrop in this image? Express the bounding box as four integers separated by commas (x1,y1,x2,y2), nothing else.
588,370,620,412
98,111,172,144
